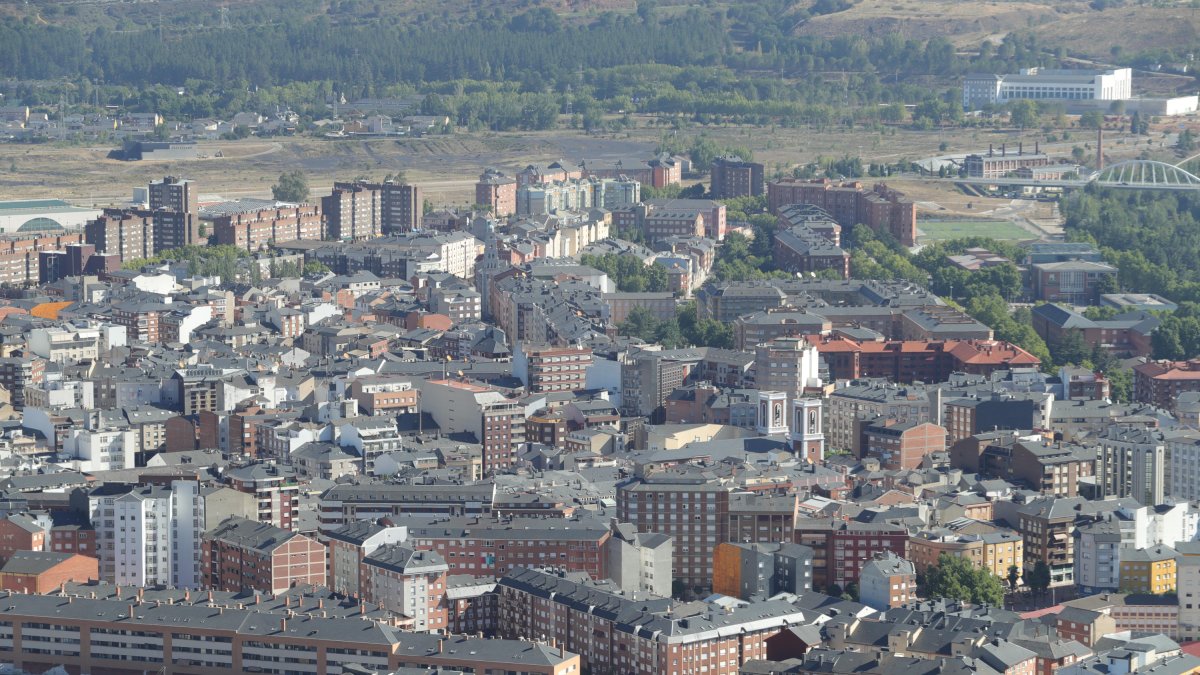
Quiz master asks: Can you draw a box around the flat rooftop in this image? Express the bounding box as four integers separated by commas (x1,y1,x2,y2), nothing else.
0,199,97,215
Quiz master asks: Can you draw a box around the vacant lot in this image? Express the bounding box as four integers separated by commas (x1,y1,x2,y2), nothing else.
919,219,1033,241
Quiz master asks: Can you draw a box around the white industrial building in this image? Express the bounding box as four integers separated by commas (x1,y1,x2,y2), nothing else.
0,198,100,234
963,67,1133,109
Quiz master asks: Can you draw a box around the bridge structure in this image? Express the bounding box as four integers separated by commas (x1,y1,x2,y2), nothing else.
1088,160,1200,188
949,159,1200,192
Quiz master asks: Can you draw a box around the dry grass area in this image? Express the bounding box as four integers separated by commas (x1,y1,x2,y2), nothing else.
1034,4,1200,61
0,115,1164,209
795,0,1198,63
796,0,1068,45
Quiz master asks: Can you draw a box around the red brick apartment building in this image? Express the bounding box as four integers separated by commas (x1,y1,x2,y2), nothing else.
212,203,323,251
794,518,910,591
809,336,1040,383
1133,359,1200,411
476,168,518,217
0,514,45,563
403,516,610,579
499,567,809,675
84,208,155,263
768,178,917,247
617,468,730,593
0,232,84,286
711,156,765,199
863,420,948,469
202,516,326,594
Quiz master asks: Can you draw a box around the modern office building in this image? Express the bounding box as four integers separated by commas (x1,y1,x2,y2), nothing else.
963,67,1132,109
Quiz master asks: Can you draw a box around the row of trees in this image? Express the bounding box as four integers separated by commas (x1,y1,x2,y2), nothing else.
0,7,1062,127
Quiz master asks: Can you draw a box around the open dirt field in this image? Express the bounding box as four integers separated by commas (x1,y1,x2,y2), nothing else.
0,114,1170,230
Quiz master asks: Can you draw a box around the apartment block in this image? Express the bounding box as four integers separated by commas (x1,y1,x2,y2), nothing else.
476,169,518,217
793,518,909,591
712,542,813,600
202,516,326,594
225,463,300,530
710,156,764,199
767,178,916,247
86,481,204,589
1133,359,1200,412
513,343,593,394
326,521,410,597
0,585,580,675
617,468,730,593
862,420,947,469
211,203,323,251
498,567,806,675
909,520,1023,579
402,515,609,580
317,483,494,536
859,551,916,611
361,544,449,633
420,379,525,474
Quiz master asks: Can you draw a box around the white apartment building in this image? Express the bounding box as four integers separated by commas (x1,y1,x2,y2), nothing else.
963,67,1132,109
1074,501,1198,593
88,481,205,588
361,544,449,632
28,322,125,364
62,427,137,472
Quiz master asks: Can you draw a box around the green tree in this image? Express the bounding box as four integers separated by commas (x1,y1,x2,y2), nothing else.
1008,99,1037,129
272,170,310,203
1108,367,1133,402
923,553,1005,606
1024,560,1052,595
1180,129,1197,153
1078,111,1105,129
618,306,660,342
1051,328,1091,366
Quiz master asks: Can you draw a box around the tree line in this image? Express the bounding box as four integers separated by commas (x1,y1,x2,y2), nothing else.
0,7,1061,129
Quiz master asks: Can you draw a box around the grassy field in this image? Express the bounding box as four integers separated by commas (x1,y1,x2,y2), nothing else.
919,219,1034,241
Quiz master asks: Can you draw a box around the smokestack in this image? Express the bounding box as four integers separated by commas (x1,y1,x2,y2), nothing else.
1097,128,1105,170
1001,143,1006,157
1019,142,1023,155
280,617,287,632
989,143,993,157
1035,141,1040,155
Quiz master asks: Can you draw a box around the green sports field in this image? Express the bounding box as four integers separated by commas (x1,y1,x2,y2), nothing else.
919,220,1032,241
